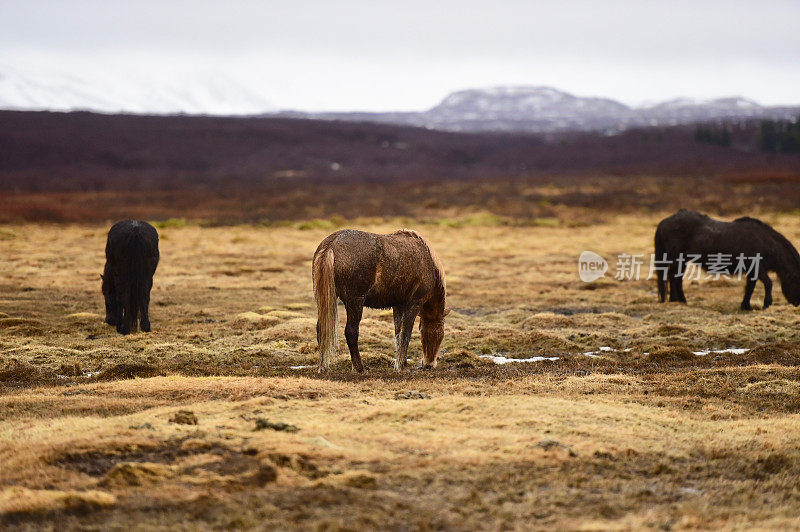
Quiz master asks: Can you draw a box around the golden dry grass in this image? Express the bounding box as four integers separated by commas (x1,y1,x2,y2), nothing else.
3,212,800,530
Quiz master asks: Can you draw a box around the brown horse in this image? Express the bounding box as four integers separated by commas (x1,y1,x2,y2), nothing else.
312,229,449,372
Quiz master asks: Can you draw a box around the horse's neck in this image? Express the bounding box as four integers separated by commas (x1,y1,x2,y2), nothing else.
428,284,446,314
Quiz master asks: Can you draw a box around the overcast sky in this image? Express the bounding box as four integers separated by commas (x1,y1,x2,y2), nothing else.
1,0,799,111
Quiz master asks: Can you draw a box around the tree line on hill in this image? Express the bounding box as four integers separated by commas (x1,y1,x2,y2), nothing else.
758,118,800,154
694,117,800,153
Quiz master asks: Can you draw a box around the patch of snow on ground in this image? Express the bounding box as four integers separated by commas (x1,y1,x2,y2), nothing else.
692,348,749,356
479,355,559,365
56,370,101,379
582,346,631,357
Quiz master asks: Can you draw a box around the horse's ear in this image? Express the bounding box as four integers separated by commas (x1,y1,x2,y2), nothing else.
443,307,451,317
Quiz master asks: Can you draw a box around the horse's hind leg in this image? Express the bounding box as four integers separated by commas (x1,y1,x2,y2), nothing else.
741,278,756,310
344,299,365,372
760,271,773,309
676,275,687,302
657,271,667,303
102,267,116,325
114,292,128,335
139,286,152,332
668,265,686,303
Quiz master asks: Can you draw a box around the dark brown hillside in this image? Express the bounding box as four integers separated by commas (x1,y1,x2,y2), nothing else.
1,110,799,222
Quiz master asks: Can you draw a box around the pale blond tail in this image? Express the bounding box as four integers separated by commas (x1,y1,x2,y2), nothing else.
313,246,338,370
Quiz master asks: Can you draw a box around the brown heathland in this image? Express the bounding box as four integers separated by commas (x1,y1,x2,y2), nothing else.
3,213,800,530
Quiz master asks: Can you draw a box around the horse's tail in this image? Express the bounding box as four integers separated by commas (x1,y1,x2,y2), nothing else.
654,225,667,303
313,245,338,370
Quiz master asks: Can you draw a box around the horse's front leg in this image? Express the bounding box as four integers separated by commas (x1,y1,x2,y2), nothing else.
393,305,418,371
102,270,116,326
392,305,405,369
344,300,365,373
741,278,755,310
760,271,773,310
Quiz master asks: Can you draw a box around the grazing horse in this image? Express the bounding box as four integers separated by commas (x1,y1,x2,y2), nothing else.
655,210,800,310
312,229,449,372
102,220,160,334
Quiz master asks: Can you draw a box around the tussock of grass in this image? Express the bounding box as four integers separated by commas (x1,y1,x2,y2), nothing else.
744,342,800,365
234,312,280,328
0,360,56,384
67,312,101,321
95,363,162,381
102,462,177,487
0,487,116,515
646,346,696,363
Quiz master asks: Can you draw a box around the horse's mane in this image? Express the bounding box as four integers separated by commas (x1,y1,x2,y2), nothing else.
734,216,800,271
394,229,447,294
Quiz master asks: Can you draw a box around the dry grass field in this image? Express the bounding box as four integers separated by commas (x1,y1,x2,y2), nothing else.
3,211,800,530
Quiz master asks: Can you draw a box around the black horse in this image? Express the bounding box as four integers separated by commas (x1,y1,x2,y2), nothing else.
102,220,160,334
655,210,800,310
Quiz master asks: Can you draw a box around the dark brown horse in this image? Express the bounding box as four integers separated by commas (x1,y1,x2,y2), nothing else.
102,220,160,334
313,229,449,372
655,210,800,310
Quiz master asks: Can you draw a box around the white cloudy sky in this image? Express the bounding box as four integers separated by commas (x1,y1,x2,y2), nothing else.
1,0,799,111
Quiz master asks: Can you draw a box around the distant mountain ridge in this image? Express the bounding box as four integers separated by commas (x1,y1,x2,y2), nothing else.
1,65,797,133
280,86,800,133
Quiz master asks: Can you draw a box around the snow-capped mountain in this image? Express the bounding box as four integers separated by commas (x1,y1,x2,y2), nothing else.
637,96,767,126
0,64,274,115
280,87,800,133
417,87,800,132
424,86,631,132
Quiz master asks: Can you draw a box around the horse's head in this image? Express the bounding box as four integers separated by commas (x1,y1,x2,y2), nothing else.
781,273,800,306
775,254,800,306
769,231,800,306
420,307,451,369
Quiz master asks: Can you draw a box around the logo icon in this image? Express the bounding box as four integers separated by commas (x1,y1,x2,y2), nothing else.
578,251,607,282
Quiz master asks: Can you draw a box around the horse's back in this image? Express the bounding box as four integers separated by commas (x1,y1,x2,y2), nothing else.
322,230,381,270
317,230,381,299
657,210,708,235
369,230,442,308
318,229,441,308
106,220,160,275
657,211,787,264
107,220,159,254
